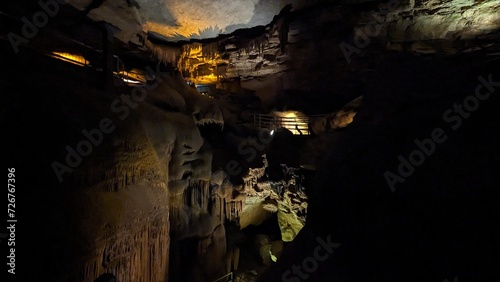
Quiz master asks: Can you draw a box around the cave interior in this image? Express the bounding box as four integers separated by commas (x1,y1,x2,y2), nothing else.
2,0,500,281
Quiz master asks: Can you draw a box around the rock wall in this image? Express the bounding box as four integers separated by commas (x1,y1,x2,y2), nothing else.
144,0,499,113
3,42,234,281
258,31,500,282
5,1,499,281
3,43,176,281
236,155,308,242
70,117,172,282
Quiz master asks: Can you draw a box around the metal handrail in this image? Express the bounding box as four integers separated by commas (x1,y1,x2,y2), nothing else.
212,272,233,282
250,113,322,135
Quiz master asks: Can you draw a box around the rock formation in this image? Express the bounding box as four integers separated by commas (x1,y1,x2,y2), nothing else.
3,0,499,281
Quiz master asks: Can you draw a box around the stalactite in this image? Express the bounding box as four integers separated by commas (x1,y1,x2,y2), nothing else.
225,200,231,221
78,216,169,282
195,183,199,207
249,35,267,56
182,42,203,55
202,42,220,60
145,39,181,65
202,181,209,211
185,179,211,210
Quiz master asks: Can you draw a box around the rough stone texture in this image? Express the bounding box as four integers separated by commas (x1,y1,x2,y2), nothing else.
2,41,235,281
67,0,315,42
258,46,500,282
310,95,362,136
237,155,308,242
3,0,500,281
141,0,499,112
3,45,172,281
72,116,172,282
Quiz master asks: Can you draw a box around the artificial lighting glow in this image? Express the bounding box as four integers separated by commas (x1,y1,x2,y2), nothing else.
269,249,278,262
177,43,228,85
270,130,275,135
192,74,219,85
121,78,143,84
50,52,89,66
272,111,309,135
117,69,147,83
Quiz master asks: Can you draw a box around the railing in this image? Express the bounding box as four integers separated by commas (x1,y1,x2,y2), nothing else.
114,55,147,85
115,69,147,85
47,48,146,86
212,272,233,282
251,113,324,135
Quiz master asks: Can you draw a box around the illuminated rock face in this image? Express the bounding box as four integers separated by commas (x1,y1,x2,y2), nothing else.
137,76,233,281
75,73,232,282
67,0,309,43
142,76,225,238
62,0,499,100
310,96,362,136
64,124,171,282
141,0,499,111
237,155,308,242
150,16,288,86
63,76,224,281
9,58,176,281
7,1,500,281
258,39,500,282
343,0,500,54
7,46,234,280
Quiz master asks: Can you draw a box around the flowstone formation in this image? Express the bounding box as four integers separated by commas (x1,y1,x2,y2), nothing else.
69,71,230,282
238,155,308,242
7,43,241,281
139,72,239,282
75,69,238,282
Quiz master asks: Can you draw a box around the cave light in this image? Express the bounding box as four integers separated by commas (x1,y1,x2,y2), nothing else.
273,111,309,135
49,52,89,67
121,78,143,84
116,70,147,85
192,73,219,85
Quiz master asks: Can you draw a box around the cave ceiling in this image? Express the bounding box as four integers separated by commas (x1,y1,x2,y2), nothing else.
66,0,302,44
2,0,499,87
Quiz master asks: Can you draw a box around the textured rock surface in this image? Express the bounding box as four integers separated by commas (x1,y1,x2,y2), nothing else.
3,46,172,281
236,155,308,242
258,47,500,282
143,0,499,111
3,0,500,281
66,0,313,42
2,43,236,281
